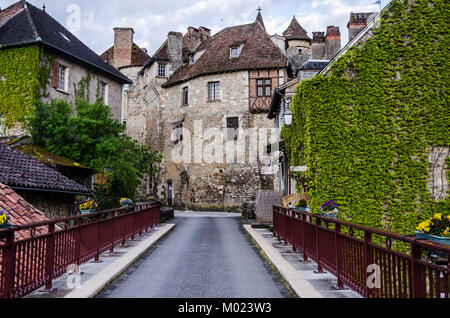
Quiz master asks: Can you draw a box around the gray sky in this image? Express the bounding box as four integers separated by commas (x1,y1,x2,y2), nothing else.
1,0,391,55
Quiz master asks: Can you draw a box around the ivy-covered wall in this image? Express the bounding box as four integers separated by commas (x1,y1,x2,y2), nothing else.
0,46,40,129
0,45,52,131
282,0,449,235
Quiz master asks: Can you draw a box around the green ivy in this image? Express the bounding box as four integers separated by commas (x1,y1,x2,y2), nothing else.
0,45,53,130
282,0,450,239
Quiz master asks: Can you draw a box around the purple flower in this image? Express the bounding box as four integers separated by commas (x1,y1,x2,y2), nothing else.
319,200,339,212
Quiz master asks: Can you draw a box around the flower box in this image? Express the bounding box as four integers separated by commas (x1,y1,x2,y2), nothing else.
415,231,450,258
81,209,96,215
321,212,338,219
295,207,310,212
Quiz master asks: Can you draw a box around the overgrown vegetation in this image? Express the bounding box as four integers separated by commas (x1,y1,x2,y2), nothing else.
281,0,449,239
28,98,161,209
0,45,53,130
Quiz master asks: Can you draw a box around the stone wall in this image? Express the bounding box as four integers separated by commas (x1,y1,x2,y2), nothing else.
15,190,76,219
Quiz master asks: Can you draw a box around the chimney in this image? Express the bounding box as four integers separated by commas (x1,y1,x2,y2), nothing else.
113,27,134,69
198,26,211,41
311,32,326,60
168,31,183,73
325,26,341,60
347,12,377,42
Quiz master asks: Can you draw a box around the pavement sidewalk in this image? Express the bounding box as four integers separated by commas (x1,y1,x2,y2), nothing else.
25,223,175,298
243,224,362,299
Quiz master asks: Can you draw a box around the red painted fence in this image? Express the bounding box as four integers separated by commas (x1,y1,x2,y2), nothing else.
273,205,450,298
0,202,160,298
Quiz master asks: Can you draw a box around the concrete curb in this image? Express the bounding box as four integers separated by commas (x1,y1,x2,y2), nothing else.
243,224,322,298
64,223,176,298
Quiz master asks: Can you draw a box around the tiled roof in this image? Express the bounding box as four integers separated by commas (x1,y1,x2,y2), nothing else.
0,143,91,194
101,43,151,68
0,1,131,83
283,16,311,41
163,21,287,87
0,183,49,241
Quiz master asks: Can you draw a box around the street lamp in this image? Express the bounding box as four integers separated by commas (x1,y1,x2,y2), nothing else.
283,96,293,126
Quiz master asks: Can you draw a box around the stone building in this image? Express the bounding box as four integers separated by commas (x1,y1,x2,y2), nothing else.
0,1,131,136
347,12,377,42
104,12,343,210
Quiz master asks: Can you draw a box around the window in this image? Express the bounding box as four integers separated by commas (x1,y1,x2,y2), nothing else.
298,49,303,55
158,64,167,77
100,82,108,104
0,113,5,137
57,65,66,91
257,78,272,97
182,87,189,106
226,117,239,141
122,120,127,127
172,121,184,144
230,47,239,58
208,81,220,101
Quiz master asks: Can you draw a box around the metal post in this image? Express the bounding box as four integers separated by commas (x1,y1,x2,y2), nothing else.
300,214,309,262
364,231,373,297
332,223,347,290
314,216,325,274
3,230,16,298
45,224,56,291
94,219,102,263
410,241,425,298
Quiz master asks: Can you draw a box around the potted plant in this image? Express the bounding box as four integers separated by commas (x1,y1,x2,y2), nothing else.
0,208,11,229
147,196,159,203
79,200,99,215
416,213,450,257
295,200,309,212
319,200,339,219
120,198,133,207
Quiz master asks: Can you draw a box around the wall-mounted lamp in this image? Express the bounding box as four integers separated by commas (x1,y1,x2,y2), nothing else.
283,96,293,126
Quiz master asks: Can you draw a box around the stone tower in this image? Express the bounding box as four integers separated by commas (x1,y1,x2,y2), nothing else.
282,16,311,75
113,27,134,69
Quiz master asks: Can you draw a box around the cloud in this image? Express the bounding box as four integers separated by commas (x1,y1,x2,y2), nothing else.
0,0,389,55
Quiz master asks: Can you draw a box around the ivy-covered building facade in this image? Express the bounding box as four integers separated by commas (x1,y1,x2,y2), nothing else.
282,0,449,236
0,1,131,136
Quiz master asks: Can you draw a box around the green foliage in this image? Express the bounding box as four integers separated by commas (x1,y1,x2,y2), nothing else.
29,99,161,209
282,0,450,238
0,45,52,129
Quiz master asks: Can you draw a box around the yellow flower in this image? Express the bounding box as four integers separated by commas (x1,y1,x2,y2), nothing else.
434,214,442,220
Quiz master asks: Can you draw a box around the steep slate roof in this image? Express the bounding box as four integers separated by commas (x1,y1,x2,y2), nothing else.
138,40,171,75
0,143,91,194
0,1,131,83
283,16,311,41
0,183,49,240
101,43,151,68
163,20,287,88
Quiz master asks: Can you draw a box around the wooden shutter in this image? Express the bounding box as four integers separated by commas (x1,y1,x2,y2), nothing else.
51,61,60,88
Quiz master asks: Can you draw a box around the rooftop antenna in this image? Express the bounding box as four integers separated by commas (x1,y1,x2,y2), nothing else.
373,0,381,11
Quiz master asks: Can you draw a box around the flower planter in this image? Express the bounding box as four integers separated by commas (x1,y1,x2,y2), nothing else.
415,231,450,258
0,224,11,239
321,213,338,219
81,209,96,215
295,207,310,212
121,204,130,208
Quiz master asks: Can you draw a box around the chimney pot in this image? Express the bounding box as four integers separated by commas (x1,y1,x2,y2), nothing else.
113,27,134,69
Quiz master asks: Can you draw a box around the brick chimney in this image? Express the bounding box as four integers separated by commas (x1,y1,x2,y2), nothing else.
347,12,377,42
311,31,326,60
168,31,183,73
113,27,134,69
325,26,341,60
198,26,211,41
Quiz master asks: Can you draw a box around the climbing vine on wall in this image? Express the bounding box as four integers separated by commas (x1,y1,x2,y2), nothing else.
282,0,450,238
0,45,53,129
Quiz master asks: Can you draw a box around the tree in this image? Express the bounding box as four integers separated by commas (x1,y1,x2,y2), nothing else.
29,99,161,209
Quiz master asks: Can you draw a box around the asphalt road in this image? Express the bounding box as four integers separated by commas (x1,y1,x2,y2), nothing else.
97,212,292,298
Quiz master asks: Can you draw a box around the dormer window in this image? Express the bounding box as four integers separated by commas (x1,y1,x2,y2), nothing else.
229,42,244,59
230,47,239,58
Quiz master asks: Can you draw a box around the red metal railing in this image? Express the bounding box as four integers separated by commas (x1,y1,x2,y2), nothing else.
0,202,160,298
273,205,450,298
